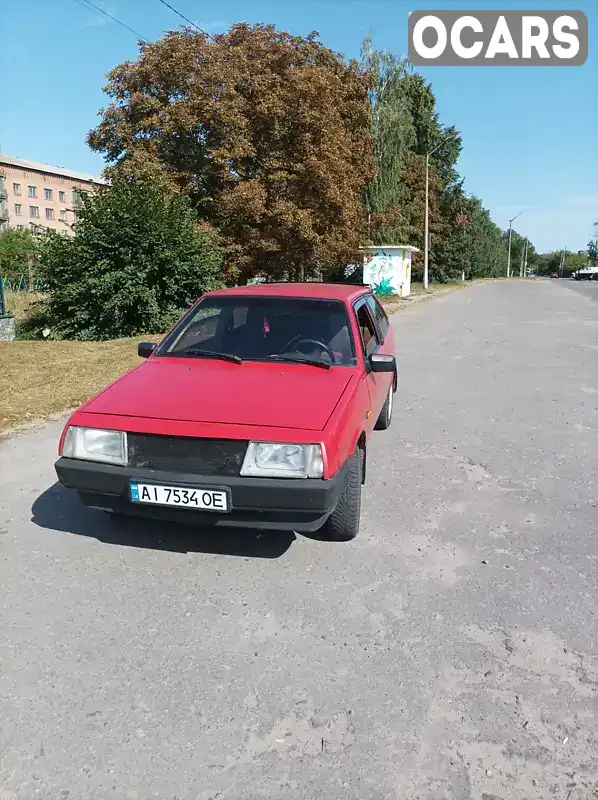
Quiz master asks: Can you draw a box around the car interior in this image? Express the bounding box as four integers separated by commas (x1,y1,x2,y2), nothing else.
167,302,357,365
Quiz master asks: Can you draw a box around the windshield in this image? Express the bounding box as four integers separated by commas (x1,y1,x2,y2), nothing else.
158,295,357,367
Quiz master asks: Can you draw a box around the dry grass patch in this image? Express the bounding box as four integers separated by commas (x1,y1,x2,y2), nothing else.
3,290,46,322
0,335,162,433
381,280,471,311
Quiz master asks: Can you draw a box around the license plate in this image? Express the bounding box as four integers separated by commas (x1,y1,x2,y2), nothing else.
130,482,229,512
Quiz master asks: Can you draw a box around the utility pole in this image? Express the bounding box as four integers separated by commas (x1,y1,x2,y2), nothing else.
506,212,521,278
424,131,456,290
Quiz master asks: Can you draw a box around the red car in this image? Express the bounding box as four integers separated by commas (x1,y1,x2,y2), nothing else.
55,283,397,541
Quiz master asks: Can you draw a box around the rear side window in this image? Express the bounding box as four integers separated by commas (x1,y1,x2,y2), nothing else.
366,295,389,341
355,303,379,357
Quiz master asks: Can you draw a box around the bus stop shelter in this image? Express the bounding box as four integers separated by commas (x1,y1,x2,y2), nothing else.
360,245,420,298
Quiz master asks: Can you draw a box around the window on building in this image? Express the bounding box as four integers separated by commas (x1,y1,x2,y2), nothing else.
31,225,41,236
15,203,23,215
46,208,55,219
30,206,40,218
59,191,66,202
44,188,53,200
72,188,89,206
13,183,21,195
16,225,24,230
60,209,67,221
28,185,37,198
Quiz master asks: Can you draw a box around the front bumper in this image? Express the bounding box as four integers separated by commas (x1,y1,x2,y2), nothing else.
55,457,349,532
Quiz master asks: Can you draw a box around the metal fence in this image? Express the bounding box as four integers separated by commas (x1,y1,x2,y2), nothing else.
1,272,46,292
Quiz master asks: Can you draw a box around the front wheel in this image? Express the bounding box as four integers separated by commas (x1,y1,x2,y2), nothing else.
374,383,394,431
320,449,362,541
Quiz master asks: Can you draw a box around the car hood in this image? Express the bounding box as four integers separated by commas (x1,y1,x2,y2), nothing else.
83,357,354,431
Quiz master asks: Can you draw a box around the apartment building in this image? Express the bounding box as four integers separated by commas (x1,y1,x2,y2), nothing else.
0,153,106,236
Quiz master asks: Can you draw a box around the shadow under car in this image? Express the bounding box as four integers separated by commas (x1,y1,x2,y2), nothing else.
31,483,296,559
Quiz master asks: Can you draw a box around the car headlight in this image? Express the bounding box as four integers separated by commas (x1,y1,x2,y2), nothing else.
62,426,128,466
240,442,323,479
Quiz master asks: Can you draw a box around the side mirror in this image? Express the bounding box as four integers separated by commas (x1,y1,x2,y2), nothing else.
138,342,157,359
369,353,395,373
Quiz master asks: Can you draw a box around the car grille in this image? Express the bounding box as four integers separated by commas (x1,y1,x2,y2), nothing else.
127,433,248,477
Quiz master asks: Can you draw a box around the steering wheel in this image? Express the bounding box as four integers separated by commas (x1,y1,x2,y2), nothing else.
281,335,334,362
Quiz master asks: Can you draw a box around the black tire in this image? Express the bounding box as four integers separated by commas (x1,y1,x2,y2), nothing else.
374,383,394,431
320,449,362,541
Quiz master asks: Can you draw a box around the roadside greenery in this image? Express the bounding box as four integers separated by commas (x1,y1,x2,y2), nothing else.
535,250,589,277
0,228,38,276
12,22,591,342
87,23,374,285
360,39,538,281
31,174,223,340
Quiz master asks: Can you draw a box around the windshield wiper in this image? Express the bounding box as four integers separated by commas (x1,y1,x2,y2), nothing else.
178,347,243,364
268,355,331,370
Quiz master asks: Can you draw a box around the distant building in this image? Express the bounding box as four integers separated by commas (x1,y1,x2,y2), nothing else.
0,153,106,236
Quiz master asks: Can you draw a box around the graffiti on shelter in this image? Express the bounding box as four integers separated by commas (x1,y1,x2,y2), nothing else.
363,250,403,296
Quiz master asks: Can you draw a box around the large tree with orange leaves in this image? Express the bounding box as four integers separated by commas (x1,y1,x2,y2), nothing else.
88,23,375,284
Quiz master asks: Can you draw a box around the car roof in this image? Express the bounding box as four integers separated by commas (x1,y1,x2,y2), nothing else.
204,282,371,304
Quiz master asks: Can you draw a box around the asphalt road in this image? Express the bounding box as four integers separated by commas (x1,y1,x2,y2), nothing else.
1,280,597,800
554,276,598,304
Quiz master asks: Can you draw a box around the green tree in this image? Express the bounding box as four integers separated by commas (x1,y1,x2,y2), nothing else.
432,193,506,281
36,173,223,340
535,251,561,276
360,37,544,284
360,37,414,244
565,252,590,275
0,228,38,274
88,23,375,284
500,229,537,277
400,72,462,187
535,250,584,277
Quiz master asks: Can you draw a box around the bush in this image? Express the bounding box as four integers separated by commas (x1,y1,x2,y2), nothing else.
36,174,224,340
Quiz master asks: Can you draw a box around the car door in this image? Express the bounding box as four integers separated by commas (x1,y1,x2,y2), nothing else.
353,297,388,432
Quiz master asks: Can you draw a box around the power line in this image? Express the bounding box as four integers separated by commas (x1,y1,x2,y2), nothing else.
71,0,150,42
156,0,215,38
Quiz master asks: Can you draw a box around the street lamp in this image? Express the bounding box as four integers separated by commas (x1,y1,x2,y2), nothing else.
424,132,456,290
506,212,521,278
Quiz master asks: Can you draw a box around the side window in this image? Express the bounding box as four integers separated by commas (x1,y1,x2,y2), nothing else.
355,303,379,357
170,307,222,350
366,295,389,341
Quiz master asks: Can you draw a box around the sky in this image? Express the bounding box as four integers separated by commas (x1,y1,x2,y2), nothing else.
2,0,597,253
